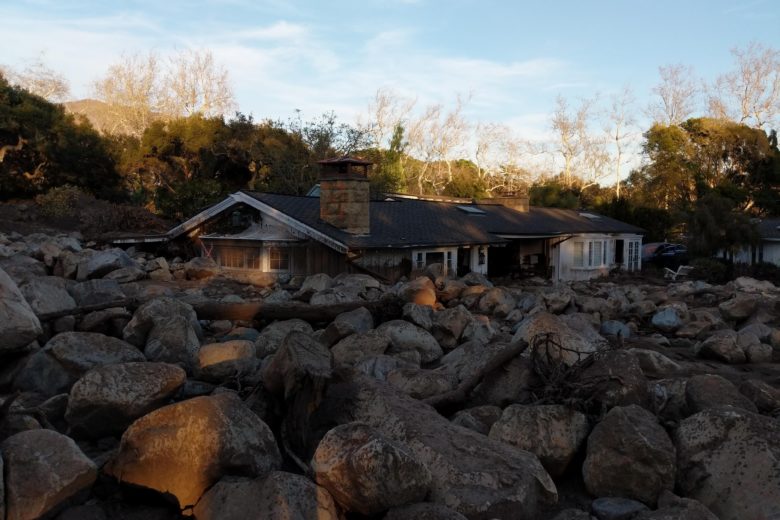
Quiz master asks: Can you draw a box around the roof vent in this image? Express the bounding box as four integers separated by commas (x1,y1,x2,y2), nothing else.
456,205,486,215
579,212,601,220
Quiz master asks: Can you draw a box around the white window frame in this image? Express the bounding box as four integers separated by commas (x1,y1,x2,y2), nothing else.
265,245,290,272
573,239,610,269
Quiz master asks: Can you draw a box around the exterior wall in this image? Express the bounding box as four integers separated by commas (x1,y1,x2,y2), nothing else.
319,178,370,235
734,241,780,265
470,246,489,275
410,247,460,276
553,233,642,281
355,250,408,281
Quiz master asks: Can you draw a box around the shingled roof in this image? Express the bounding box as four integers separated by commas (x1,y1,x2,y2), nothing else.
240,191,643,250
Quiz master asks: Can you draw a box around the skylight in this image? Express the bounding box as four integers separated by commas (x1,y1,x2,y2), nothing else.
457,205,486,215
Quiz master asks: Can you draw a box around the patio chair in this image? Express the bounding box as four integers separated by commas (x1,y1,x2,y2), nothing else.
664,265,694,281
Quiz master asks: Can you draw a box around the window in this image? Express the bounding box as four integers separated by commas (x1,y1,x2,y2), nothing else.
268,247,289,271
573,242,585,267
416,252,424,269
446,251,453,270
627,241,640,271
478,247,486,265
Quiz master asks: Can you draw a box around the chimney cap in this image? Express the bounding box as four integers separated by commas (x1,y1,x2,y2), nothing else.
317,155,373,166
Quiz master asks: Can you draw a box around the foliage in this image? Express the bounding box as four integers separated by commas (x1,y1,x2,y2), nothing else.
595,196,675,242
0,75,121,200
687,190,759,257
442,160,487,198
35,185,85,218
154,177,224,221
690,257,731,284
529,181,580,208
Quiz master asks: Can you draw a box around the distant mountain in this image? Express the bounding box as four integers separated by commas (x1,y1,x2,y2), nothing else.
63,98,116,134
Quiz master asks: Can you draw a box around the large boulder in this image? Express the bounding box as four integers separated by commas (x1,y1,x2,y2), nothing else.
377,320,443,363
312,422,432,515
384,503,469,520
196,340,258,383
695,330,745,364
105,393,281,510
254,319,313,358
261,331,332,398
123,297,203,369
634,491,718,520
320,306,374,346
1,429,97,520
685,374,757,415
718,294,759,322
674,406,780,520
311,376,557,519
739,379,780,413
68,279,126,307
192,471,339,520
76,248,135,280
331,330,391,368
489,404,590,477
582,405,676,506
451,405,503,435
477,287,516,317
0,267,43,354
387,368,455,399
512,312,607,366
65,362,186,438
431,305,473,349
651,306,687,333
293,273,333,301
397,276,437,307
19,276,77,317
576,350,650,410
184,256,220,280
14,332,145,397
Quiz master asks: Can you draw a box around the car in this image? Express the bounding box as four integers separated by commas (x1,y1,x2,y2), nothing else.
643,242,688,268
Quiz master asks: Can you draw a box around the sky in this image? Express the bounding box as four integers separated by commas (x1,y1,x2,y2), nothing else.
2,0,779,159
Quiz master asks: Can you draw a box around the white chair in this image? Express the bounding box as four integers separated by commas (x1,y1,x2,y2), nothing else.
664,265,694,281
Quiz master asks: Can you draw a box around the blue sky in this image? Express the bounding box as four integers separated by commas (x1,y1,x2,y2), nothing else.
2,0,779,148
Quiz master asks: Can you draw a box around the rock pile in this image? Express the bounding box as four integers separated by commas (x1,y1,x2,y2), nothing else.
1,230,779,519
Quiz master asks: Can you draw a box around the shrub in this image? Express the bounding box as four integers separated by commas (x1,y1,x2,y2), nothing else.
35,185,88,218
690,257,731,284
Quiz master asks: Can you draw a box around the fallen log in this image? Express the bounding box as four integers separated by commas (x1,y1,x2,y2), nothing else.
423,340,529,413
37,298,137,322
192,296,403,323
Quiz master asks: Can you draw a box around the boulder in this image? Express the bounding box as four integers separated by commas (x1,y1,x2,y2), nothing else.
718,294,759,321
733,276,776,293
254,319,313,358
105,393,281,510
184,256,220,280
293,273,333,301
402,302,434,330
76,248,135,280
477,287,516,317
19,276,77,317
196,340,257,382
431,304,473,349
77,307,132,333
451,405,503,435
674,406,780,520
577,350,650,410
354,355,417,381
65,362,186,438
582,405,676,506
460,284,489,308
312,422,432,515
745,342,773,363
739,379,780,413
398,276,437,307
0,254,47,284
489,404,590,477
331,330,391,368
387,368,456,399
0,267,43,354
437,279,467,303
551,509,595,520
14,332,145,397
634,491,718,520
542,288,574,314
685,374,758,415
629,349,682,377
513,311,607,366
320,306,374,346
377,320,443,363
590,497,649,520
261,331,332,398
384,503,469,520
192,471,340,520
103,266,146,283
310,375,557,519
696,330,745,364
468,356,537,408
68,279,126,307
1,429,97,520
461,271,493,287
600,320,631,338
651,306,686,333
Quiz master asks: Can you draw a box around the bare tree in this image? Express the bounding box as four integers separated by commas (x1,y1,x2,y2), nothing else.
551,95,594,188
2,57,70,102
647,64,699,125
606,85,637,198
93,49,236,137
93,52,162,137
161,49,235,118
361,88,416,148
708,42,780,129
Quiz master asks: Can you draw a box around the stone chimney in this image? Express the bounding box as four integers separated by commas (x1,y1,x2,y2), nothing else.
496,192,529,212
318,156,371,235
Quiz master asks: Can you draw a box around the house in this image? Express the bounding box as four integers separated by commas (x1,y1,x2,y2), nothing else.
123,157,644,282
732,217,780,265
